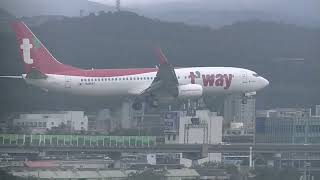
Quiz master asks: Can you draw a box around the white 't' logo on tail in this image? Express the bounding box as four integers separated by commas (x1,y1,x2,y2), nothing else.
20,38,33,64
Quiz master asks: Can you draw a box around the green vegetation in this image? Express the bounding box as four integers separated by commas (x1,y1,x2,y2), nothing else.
0,169,34,180
126,169,167,180
0,134,157,147
252,167,300,180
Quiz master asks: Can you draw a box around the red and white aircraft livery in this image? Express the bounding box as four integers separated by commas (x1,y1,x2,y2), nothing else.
8,21,269,110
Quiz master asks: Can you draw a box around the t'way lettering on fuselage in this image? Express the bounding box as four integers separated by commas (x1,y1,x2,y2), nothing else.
189,72,233,89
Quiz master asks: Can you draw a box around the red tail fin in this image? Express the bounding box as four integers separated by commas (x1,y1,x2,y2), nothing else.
12,21,79,74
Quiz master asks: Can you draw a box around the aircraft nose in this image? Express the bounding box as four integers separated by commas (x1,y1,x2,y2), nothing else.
261,77,269,88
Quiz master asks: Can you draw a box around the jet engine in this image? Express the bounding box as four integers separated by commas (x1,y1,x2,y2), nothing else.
177,84,203,99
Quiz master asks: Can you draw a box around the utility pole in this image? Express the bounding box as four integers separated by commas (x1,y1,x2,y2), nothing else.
116,0,121,12
249,146,253,168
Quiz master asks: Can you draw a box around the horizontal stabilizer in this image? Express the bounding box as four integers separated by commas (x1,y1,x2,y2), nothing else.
26,68,48,79
0,76,23,79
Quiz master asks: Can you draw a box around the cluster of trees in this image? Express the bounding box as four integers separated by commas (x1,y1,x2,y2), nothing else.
0,9,319,117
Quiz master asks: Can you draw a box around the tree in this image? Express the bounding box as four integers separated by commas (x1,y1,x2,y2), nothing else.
126,169,166,180
252,167,300,180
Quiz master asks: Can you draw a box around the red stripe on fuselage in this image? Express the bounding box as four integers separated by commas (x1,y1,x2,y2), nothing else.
53,68,158,77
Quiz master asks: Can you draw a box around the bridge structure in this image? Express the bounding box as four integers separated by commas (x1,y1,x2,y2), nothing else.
1,134,320,155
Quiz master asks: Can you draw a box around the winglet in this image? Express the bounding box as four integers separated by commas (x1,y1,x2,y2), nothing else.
155,47,168,65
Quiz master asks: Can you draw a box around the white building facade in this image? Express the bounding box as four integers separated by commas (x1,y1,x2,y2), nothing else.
13,111,88,132
224,95,256,129
163,110,223,163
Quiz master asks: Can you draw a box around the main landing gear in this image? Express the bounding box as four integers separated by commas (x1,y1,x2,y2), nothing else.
241,92,256,104
132,96,159,111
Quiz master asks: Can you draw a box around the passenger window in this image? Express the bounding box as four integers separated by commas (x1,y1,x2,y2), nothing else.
130,77,132,80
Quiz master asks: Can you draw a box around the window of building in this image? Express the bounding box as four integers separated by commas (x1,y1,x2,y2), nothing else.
296,125,305,133
81,122,84,125
51,122,54,125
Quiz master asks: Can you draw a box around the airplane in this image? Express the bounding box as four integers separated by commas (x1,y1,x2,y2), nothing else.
3,21,269,110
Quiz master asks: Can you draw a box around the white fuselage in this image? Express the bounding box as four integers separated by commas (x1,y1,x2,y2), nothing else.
23,67,269,99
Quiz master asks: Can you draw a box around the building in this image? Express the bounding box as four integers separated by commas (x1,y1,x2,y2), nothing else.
11,169,201,180
256,108,311,119
223,122,254,143
224,95,256,129
13,111,88,133
256,108,320,144
316,105,320,116
163,110,223,163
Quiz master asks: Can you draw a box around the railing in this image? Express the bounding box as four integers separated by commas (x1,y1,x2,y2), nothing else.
0,134,159,148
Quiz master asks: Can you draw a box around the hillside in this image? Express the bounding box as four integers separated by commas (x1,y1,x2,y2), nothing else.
0,0,115,17
0,10,319,116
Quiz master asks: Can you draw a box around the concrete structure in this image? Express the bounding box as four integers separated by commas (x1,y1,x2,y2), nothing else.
256,108,312,119
256,113,320,144
164,110,223,163
316,105,320,116
13,111,88,132
224,95,256,129
11,169,200,180
223,122,254,143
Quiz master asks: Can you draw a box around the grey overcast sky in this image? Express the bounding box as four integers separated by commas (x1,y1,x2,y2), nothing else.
90,0,320,16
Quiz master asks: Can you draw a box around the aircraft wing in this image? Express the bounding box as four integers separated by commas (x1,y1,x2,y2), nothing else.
140,48,179,98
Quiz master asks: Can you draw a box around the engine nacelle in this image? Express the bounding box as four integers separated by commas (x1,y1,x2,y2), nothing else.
177,84,203,99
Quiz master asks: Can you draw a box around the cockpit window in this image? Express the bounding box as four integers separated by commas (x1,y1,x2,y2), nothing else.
253,73,260,77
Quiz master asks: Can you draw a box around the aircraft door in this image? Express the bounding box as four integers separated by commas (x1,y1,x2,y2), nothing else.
242,71,248,84
65,76,72,88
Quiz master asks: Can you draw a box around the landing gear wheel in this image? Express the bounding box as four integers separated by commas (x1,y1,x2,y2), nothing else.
132,102,143,110
242,98,247,104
